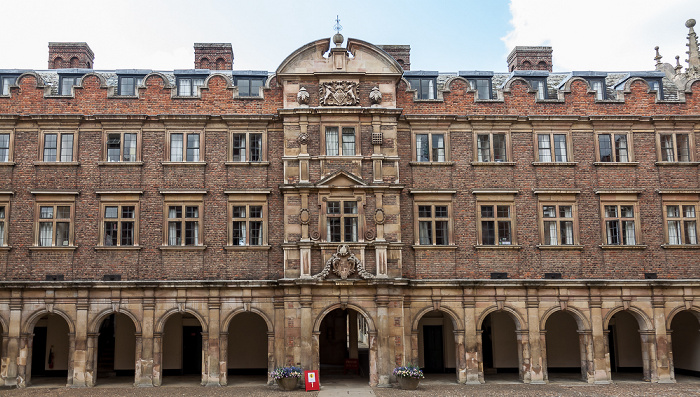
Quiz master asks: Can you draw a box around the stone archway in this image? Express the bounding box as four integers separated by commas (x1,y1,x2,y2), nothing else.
27,313,72,387
542,310,592,383
316,307,373,382
90,313,137,386
478,309,524,383
669,310,700,380
158,312,205,385
226,312,269,384
411,308,464,383
606,309,655,381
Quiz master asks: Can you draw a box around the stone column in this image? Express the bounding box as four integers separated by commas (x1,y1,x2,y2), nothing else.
299,191,313,279
374,191,388,278
369,331,379,386
200,332,209,386
85,332,99,387
219,331,228,386
462,296,480,384
71,297,89,387
454,330,467,384
136,294,155,387
589,301,611,383
652,301,674,383
515,330,531,383
4,295,22,386
300,291,313,371
639,330,659,382
539,330,548,383
476,330,484,383
298,115,309,183
349,311,359,359
67,333,76,386
267,331,276,385
371,116,384,183
525,301,544,384
375,294,390,387
205,295,221,386
152,332,162,386
273,298,285,369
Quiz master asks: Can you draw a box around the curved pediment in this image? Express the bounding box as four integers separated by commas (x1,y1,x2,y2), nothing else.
276,37,404,77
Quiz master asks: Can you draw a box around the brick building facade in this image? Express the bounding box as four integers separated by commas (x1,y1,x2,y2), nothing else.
0,20,698,388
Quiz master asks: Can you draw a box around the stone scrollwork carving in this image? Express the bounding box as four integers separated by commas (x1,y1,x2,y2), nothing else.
296,86,310,105
369,86,382,105
313,244,374,280
310,230,320,240
374,208,385,225
319,81,359,106
299,208,310,225
297,132,309,146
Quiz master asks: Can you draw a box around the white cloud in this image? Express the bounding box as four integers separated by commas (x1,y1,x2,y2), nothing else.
503,0,700,71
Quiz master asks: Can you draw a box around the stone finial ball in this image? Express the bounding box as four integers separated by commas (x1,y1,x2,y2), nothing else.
333,33,344,46
687,19,696,28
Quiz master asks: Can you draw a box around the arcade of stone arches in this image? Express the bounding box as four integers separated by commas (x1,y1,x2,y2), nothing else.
0,288,699,388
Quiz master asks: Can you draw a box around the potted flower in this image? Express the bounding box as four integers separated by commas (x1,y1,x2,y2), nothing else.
270,366,303,391
393,363,424,390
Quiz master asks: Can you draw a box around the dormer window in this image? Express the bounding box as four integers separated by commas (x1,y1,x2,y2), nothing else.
646,78,663,99
459,71,493,100
175,71,209,97
59,75,82,95
234,76,266,97
588,78,606,100
527,78,548,100
118,76,143,96
405,71,438,100
613,72,665,100
0,75,19,95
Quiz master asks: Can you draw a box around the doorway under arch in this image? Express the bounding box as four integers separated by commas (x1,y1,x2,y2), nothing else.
544,311,586,382
161,313,203,385
416,310,457,376
227,312,269,384
480,311,519,382
670,310,700,380
94,313,137,385
318,308,370,380
607,310,646,381
29,313,71,387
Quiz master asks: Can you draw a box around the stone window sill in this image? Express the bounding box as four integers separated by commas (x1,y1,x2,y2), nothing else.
594,162,639,167
29,245,77,251
599,244,647,250
225,161,270,166
33,161,80,166
409,161,455,167
224,245,271,251
471,161,516,166
536,244,584,250
532,162,578,167
161,161,207,166
474,244,522,250
0,246,11,251
655,161,700,166
412,245,458,250
97,161,144,166
0,162,15,166
661,244,700,249
159,245,207,250
94,246,142,250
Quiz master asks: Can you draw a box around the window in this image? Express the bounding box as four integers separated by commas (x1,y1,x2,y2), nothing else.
415,132,446,162
234,76,266,97
602,204,639,245
657,132,694,163
479,204,515,245
98,193,140,248
177,76,205,96
587,78,606,100
527,78,548,100
118,76,143,96
475,132,509,162
161,193,205,247
536,132,570,162
33,194,76,248
0,131,13,163
326,201,358,242
406,77,437,100
226,191,270,248
417,205,450,245
1,75,18,95
230,131,264,162
104,131,139,162
324,126,357,156
40,131,76,162
646,78,663,99
596,132,632,162
59,75,81,95
167,131,202,162
0,200,9,246
540,204,576,245
468,78,492,100
663,202,698,245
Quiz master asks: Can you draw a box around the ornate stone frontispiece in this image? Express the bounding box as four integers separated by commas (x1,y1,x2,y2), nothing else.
319,81,359,106
313,244,374,280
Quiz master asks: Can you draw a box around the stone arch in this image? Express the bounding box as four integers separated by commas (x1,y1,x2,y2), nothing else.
619,77,656,96
683,77,700,93
23,307,75,334
16,71,47,88
560,76,592,93
88,307,142,334
443,76,471,93
221,307,273,333
501,76,535,94
202,73,233,90
411,305,463,332
141,72,173,89
539,305,591,331
313,303,376,334
476,305,526,331
77,72,108,89
0,312,9,334
155,307,208,334
603,305,654,330
666,305,700,330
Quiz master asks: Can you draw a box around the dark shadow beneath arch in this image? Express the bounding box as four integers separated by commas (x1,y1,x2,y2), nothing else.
319,308,370,380
671,310,700,380
481,311,519,382
227,312,268,384
608,311,643,380
95,313,136,385
545,311,584,382
29,314,70,387
161,313,202,385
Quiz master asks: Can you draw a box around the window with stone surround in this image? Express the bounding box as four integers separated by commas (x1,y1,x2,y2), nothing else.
660,192,699,247
230,131,265,162
535,131,571,163
166,131,203,163
176,75,205,97
474,191,518,247
411,191,454,247
98,192,140,248
161,192,205,248
0,195,10,247
535,191,581,247
117,75,143,96
656,130,696,163
597,191,643,248
0,74,18,96
33,193,77,248
226,191,270,248
323,125,359,157
0,131,14,163
595,131,634,163
473,131,511,163
103,131,140,163
40,131,77,163
318,192,365,243
406,76,437,100
414,131,447,162
233,76,266,97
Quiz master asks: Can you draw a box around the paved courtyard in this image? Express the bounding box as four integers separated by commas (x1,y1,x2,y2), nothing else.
1,374,700,396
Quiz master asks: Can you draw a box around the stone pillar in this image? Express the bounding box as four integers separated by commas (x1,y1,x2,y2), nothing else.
299,191,312,279
515,330,531,383
200,332,209,386
454,330,467,384
267,331,276,385
298,115,309,183
375,294,390,387
462,297,480,384
136,294,155,387
4,295,22,386
152,332,162,386
300,292,313,371
639,330,658,382
273,298,286,369
219,331,228,386
67,332,76,386
85,332,98,387
589,301,611,383
667,330,675,382
525,302,544,384
205,296,221,386
18,334,32,387
349,311,359,359
71,297,89,387
368,331,379,386
539,330,549,383
476,330,484,383
652,301,674,383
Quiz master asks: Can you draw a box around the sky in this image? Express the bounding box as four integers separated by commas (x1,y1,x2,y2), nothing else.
0,0,699,73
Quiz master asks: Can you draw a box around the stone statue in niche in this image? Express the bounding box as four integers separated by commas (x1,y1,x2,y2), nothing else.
313,244,374,280
319,81,359,106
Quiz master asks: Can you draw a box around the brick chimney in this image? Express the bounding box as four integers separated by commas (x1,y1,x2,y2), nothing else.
194,43,233,70
48,42,94,69
379,45,411,71
507,46,552,72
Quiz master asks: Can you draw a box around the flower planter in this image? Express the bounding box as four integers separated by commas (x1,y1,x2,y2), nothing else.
277,376,298,391
398,376,420,390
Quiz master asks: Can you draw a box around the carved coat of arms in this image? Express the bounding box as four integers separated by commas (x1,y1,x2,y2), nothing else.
319,81,359,106
313,244,373,280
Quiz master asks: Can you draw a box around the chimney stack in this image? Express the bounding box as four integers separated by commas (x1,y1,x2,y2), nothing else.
379,45,411,71
194,43,233,70
507,46,552,72
48,42,94,69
